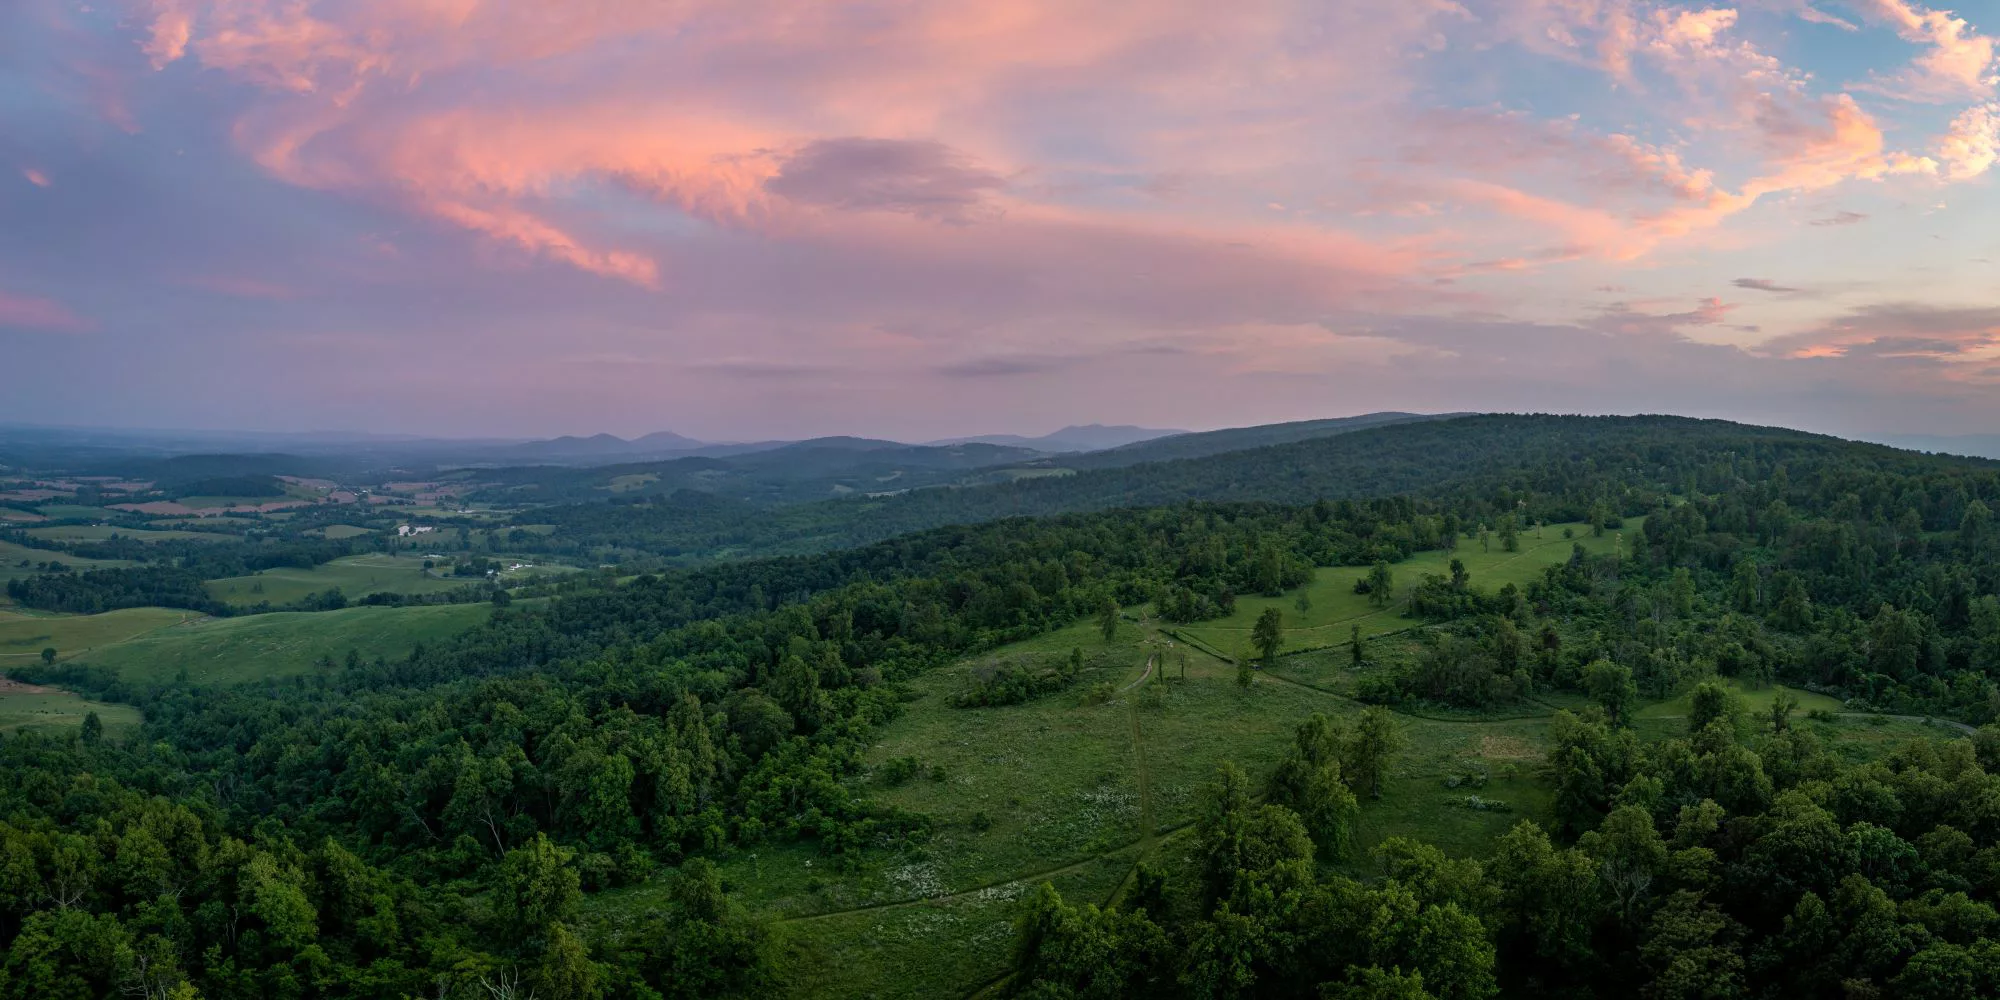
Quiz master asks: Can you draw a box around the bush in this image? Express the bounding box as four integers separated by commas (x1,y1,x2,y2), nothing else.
881,756,921,786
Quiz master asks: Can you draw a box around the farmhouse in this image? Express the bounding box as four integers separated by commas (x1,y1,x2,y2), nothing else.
396,524,436,537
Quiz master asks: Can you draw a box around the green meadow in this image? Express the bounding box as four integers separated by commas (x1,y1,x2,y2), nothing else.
0,686,142,736
1173,519,1635,660
583,522,1968,1000
0,606,193,661
70,602,493,685
205,552,473,606
0,538,133,591
23,524,228,543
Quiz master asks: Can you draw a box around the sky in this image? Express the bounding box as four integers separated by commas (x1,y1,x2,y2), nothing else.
2,0,1998,442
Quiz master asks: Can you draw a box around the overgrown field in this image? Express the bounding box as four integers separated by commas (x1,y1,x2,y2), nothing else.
1172,518,1633,659
586,551,1953,1000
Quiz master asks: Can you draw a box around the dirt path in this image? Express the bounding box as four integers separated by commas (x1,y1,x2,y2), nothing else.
1118,652,1155,692
776,818,1200,925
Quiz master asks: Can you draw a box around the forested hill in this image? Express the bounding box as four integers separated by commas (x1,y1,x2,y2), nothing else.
1051,410,1462,470
514,414,1996,564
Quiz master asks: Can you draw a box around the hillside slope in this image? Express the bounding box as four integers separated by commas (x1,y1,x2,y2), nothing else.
514,413,1992,563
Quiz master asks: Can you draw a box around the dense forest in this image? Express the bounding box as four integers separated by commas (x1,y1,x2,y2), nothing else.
499,415,1994,565
8,415,2000,996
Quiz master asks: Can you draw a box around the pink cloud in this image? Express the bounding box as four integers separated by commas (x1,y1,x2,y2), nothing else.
142,0,193,69
0,290,89,332
1938,102,1999,179
1854,0,1997,102
21,168,51,188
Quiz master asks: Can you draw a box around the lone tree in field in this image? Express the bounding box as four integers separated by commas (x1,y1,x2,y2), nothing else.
1346,706,1406,799
1252,608,1285,666
1350,624,1365,667
40,647,56,666
1097,596,1119,642
1366,562,1394,608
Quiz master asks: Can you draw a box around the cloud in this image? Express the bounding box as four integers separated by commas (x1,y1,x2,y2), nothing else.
1853,0,1998,102
1592,296,1738,336
20,168,50,188
1759,302,2000,360
1810,210,1869,225
142,0,193,69
1938,103,2000,179
935,355,1075,377
765,138,1006,222
0,290,89,332
1734,277,1803,292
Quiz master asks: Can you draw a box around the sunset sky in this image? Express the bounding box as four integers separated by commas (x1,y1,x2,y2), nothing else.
2,0,1997,441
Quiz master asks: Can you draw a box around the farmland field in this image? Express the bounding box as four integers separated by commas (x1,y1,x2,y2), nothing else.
30,504,113,519
70,602,493,685
0,606,196,661
23,523,228,543
314,524,377,539
204,552,473,606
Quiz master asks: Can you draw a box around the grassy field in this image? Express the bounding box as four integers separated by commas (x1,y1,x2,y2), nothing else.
0,683,142,735
70,602,493,685
32,504,112,519
585,522,1971,1000
0,606,191,662
314,524,377,539
205,553,472,606
0,539,134,594
1174,520,1635,661
23,524,227,543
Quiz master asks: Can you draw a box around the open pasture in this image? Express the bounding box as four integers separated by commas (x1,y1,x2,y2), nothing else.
23,524,228,543
0,681,142,735
0,539,136,593
204,552,472,606
71,601,492,685
0,606,195,661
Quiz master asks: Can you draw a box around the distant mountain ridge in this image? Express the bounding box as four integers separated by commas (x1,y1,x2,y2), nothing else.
926,424,1185,452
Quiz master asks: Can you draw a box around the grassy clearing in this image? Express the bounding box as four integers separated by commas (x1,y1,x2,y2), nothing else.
204,553,471,606
0,686,142,735
0,606,193,662
605,474,659,493
71,602,492,685
23,524,226,543
0,539,134,593
1174,520,1635,661
313,524,377,539
32,504,110,519
1633,676,1846,721
686,561,1967,999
